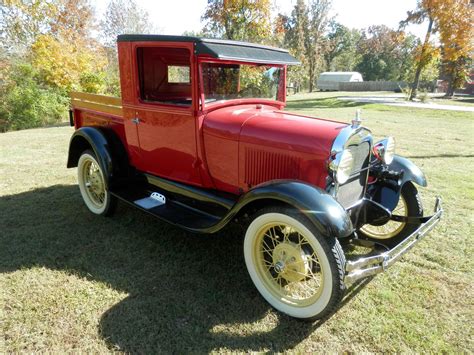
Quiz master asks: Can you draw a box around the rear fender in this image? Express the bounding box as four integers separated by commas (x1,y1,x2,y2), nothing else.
233,180,353,239
67,127,127,188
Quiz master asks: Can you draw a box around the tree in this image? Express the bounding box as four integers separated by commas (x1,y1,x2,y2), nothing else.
101,0,155,48
0,0,57,53
282,0,332,92
401,0,438,100
100,0,155,95
305,0,332,92
201,0,272,42
31,33,107,92
324,22,361,71
355,25,418,82
283,0,309,91
434,0,473,97
403,0,473,98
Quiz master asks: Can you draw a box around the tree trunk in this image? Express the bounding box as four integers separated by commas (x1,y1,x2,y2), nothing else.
445,80,454,97
445,65,455,98
309,67,314,92
409,16,434,101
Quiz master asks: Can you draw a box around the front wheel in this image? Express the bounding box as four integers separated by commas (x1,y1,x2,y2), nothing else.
77,150,116,216
359,182,423,248
244,207,346,320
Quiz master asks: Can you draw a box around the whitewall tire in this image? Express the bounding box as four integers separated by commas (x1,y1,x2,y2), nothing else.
244,207,346,320
77,150,115,216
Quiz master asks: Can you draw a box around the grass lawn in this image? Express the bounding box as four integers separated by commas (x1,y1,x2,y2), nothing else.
1,92,473,352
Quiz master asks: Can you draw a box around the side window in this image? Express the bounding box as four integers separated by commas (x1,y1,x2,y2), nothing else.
137,47,192,107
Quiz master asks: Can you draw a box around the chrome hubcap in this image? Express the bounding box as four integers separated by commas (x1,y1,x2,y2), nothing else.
254,223,324,306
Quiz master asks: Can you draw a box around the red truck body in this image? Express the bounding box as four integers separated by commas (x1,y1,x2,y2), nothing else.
68,35,442,320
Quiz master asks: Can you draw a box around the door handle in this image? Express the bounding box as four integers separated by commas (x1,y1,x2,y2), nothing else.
132,117,140,124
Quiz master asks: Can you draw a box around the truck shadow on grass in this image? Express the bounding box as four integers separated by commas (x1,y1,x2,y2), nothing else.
0,185,370,353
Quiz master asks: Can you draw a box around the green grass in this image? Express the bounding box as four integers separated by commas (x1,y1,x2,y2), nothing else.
1,92,473,352
430,95,474,107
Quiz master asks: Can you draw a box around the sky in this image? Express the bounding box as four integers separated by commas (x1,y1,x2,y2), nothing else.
93,0,427,39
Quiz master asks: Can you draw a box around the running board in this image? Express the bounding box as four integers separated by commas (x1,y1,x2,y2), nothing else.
110,185,222,232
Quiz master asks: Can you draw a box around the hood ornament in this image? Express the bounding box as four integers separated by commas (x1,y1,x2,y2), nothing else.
352,109,362,128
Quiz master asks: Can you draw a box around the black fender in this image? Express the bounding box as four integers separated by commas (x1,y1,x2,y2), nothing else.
67,127,129,188
390,155,427,187
215,180,353,238
367,155,427,211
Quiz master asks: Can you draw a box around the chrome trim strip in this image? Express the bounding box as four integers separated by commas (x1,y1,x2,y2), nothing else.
344,197,443,285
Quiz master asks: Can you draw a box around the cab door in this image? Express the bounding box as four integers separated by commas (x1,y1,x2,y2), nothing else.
131,43,201,186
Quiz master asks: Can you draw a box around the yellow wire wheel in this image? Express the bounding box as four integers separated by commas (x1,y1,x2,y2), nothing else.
244,208,345,320
358,182,423,248
77,150,113,215
360,195,408,239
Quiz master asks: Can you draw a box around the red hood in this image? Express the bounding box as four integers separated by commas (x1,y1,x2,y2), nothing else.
203,104,347,156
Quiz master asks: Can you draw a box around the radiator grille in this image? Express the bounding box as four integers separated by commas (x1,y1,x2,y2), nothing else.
245,148,300,187
336,141,370,208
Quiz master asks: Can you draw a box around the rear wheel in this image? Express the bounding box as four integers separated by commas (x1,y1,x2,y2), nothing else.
243,207,345,320
359,182,423,248
77,150,116,216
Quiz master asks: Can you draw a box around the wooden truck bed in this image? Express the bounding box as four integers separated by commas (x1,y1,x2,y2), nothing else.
70,91,123,118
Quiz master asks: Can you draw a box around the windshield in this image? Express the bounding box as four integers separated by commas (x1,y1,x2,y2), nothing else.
201,63,283,104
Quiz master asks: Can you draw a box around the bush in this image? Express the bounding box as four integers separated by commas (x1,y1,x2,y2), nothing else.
0,63,68,132
418,89,430,103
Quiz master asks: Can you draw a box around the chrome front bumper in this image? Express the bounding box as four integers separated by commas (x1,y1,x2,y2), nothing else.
344,197,443,286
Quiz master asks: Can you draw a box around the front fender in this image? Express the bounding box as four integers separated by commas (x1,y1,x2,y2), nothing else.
367,155,427,211
231,180,353,239
390,155,427,187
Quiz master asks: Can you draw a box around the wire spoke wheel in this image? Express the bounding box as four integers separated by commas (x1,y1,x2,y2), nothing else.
77,150,115,216
358,182,423,248
256,223,324,307
82,158,106,207
244,208,346,320
360,195,407,239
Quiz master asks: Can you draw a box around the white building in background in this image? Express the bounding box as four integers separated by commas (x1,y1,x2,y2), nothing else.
317,72,363,91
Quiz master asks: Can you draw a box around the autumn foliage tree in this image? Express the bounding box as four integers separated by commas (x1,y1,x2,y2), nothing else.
403,0,473,98
0,0,108,131
355,25,418,82
434,0,473,96
30,0,107,93
201,0,272,42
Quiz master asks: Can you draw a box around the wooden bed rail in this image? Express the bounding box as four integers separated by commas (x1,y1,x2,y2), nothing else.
70,92,123,117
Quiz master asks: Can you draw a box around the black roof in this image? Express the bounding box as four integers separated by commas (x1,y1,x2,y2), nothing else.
117,34,300,65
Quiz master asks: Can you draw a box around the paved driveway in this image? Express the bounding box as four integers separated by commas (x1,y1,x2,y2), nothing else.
338,94,474,112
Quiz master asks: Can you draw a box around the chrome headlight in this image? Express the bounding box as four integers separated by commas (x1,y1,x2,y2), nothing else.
373,137,395,165
330,149,354,184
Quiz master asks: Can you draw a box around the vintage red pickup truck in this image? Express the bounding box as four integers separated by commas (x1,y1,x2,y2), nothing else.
67,35,442,320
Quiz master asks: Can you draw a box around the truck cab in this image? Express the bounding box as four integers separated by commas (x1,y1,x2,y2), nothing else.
116,35,301,194
67,35,442,321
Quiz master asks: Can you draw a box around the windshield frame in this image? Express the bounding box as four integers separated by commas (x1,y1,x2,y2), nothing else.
197,58,287,111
